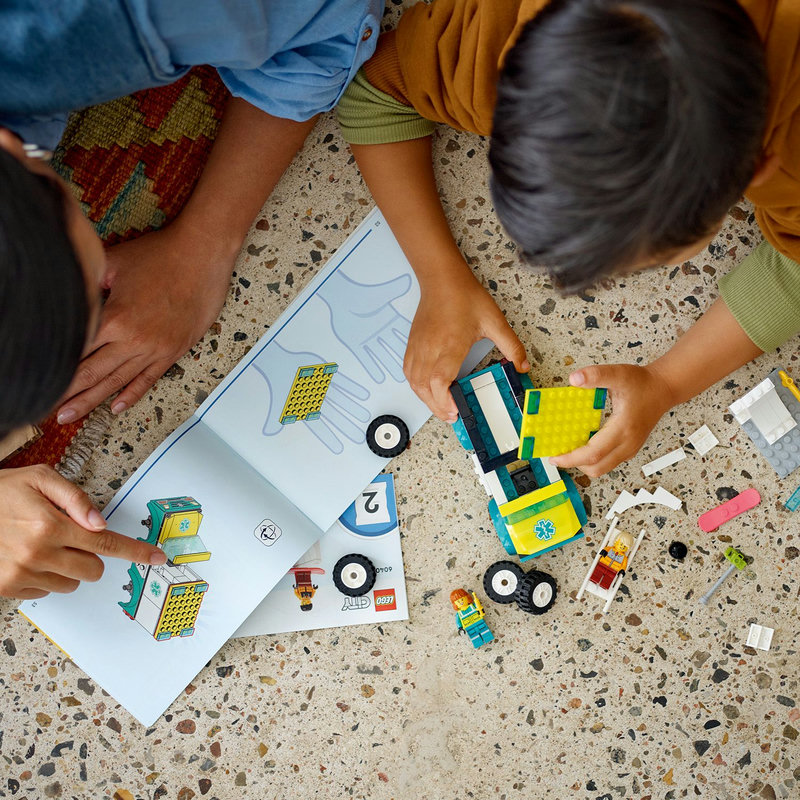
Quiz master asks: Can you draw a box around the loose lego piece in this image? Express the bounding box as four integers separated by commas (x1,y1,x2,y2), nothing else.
604,485,682,519
641,448,686,477
778,370,800,403
280,362,338,424
697,488,760,532
517,386,606,459
482,560,557,615
730,376,796,444
698,546,746,605
785,486,800,512
746,623,774,651
688,424,719,456
576,517,646,613
668,541,688,560
450,588,495,648
730,369,800,477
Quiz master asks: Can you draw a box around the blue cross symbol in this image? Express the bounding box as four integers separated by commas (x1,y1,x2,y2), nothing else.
534,519,556,541
179,518,191,532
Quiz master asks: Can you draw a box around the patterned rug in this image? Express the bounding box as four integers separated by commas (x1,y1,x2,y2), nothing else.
4,65,229,473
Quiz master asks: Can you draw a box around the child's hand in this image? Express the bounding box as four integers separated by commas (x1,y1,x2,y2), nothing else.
404,273,529,421
549,363,675,477
56,224,234,423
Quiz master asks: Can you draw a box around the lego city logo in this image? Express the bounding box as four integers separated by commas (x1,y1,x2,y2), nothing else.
254,519,282,546
341,595,371,611
373,588,397,611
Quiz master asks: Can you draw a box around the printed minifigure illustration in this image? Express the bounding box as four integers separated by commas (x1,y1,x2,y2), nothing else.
450,588,494,649
119,497,211,641
290,567,325,612
279,362,339,424
450,360,588,562
577,518,646,614
517,386,607,459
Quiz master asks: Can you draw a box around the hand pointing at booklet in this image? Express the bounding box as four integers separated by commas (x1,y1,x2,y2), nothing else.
0,466,166,599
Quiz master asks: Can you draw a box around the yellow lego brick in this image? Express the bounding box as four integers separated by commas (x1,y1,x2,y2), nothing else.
498,480,568,518
517,387,606,459
280,362,338,424
506,498,581,555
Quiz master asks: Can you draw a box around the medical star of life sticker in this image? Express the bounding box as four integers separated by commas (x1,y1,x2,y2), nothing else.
373,588,397,611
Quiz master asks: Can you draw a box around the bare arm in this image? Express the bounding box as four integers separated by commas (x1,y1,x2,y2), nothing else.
351,136,528,420
58,99,318,422
551,297,763,476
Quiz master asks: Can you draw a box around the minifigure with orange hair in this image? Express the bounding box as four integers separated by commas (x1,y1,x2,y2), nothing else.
450,588,494,649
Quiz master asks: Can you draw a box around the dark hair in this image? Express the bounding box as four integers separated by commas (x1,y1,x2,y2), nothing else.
489,0,769,291
0,146,88,438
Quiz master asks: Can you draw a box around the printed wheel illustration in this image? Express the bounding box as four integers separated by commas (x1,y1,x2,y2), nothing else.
515,570,557,615
366,415,410,458
483,560,525,604
332,553,377,597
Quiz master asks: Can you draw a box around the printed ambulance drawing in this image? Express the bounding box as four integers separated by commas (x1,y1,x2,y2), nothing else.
119,497,212,641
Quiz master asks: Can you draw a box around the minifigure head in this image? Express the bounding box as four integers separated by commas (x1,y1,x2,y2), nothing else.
612,531,635,554
450,588,471,611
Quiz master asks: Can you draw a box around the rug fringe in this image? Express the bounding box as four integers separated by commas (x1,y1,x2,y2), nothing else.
57,405,114,482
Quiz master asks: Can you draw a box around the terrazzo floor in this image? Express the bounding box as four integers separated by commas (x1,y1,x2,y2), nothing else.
1,46,799,800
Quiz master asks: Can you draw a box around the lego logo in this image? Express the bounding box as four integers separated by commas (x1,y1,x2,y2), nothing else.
373,589,396,611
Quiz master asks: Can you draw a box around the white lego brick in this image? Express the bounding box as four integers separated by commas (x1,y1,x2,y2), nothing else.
746,623,774,651
540,457,561,486
642,447,686,477
471,376,519,454
651,485,683,511
606,489,636,520
470,454,508,504
469,371,497,390
747,385,796,444
633,488,656,504
688,424,719,456
729,377,776,424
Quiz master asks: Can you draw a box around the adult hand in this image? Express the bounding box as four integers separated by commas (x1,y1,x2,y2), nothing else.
0,465,166,599
404,271,529,422
549,364,675,477
56,224,234,423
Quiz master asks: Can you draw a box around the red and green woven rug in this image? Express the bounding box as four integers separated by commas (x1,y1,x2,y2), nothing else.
5,65,229,470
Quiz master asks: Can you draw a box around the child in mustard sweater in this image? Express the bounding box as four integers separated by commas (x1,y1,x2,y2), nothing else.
337,0,799,476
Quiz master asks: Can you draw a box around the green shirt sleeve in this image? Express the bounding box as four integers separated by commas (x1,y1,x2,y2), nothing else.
719,240,800,352
335,68,436,145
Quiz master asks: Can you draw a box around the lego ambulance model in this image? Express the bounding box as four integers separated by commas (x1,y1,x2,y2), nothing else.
119,496,211,641
450,360,589,561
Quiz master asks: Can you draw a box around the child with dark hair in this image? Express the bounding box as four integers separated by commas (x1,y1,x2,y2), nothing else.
0,0,383,599
336,0,794,476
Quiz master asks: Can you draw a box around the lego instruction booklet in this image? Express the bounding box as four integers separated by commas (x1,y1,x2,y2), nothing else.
19,209,489,726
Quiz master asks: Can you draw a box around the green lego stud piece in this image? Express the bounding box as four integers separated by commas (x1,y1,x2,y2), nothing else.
517,386,607,459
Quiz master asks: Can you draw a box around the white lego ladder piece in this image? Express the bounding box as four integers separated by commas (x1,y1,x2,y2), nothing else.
470,374,520,454
642,447,686,477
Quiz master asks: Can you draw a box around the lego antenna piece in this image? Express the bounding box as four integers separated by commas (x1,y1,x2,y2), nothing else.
517,386,606,459
698,488,760,533
279,362,338,424
699,546,746,605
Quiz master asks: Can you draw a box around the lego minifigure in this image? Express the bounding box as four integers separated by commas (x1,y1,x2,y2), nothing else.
450,588,495,648
590,530,634,590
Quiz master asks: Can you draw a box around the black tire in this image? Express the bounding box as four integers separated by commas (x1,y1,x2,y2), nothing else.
515,570,557,615
483,560,525,604
366,415,410,458
332,553,377,597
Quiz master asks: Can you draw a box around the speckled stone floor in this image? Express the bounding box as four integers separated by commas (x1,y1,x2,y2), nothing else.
2,42,800,800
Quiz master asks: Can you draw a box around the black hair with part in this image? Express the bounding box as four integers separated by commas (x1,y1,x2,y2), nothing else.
489,0,769,291
0,147,88,439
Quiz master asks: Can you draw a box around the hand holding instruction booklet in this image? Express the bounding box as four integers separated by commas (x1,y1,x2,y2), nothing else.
19,209,491,725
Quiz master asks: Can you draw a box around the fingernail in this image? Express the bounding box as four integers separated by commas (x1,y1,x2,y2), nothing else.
570,371,585,386
88,509,106,529
520,360,530,372
57,408,77,424
111,401,127,414
149,550,167,566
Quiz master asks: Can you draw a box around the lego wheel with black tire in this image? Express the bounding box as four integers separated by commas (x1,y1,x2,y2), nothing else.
515,570,557,615
332,553,377,597
483,560,525,604
366,415,410,458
